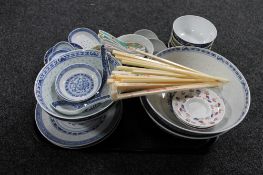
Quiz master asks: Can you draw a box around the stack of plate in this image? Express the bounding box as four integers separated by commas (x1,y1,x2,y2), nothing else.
35,28,123,148
140,47,250,140
168,15,217,50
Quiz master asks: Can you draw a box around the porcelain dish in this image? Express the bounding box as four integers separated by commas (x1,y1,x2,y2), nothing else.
134,29,159,39
172,89,225,128
68,28,101,50
117,34,154,54
35,101,122,148
147,47,250,136
34,50,120,120
55,63,102,102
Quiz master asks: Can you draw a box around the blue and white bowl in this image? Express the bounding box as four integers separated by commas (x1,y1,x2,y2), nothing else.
144,47,250,137
68,28,101,50
55,63,102,102
35,101,122,148
34,50,120,120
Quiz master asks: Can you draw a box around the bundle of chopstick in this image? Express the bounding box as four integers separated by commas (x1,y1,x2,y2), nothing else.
108,49,228,100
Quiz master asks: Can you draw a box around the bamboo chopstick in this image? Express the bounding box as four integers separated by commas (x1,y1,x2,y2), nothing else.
112,82,222,100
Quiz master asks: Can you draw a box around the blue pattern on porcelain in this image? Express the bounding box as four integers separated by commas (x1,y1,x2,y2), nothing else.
52,41,75,52
65,73,94,97
34,50,120,120
157,47,250,126
43,46,54,64
34,102,122,148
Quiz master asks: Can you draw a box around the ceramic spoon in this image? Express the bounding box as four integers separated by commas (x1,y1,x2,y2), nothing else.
51,45,111,115
51,95,112,115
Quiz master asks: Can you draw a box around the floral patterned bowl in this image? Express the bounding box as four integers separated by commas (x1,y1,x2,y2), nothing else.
55,63,102,102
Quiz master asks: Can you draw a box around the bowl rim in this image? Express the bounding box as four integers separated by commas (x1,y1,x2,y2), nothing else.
173,15,217,44
34,49,119,121
146,46,251,134
117,33,154,54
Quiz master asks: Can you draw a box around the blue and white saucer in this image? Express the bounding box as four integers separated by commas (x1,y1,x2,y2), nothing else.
43,46,54,64
52,41,75,52
68,28,101,50
35,102,122,148
47,50,68,63
55,63,102,102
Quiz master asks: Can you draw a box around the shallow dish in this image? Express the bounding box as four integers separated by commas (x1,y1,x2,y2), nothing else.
70,42,83,49
44,46,54,64
146,47,250,136
173,15,217,47
149,38,167,54
53,41,75,52
68,28,101,50
35,101,122,148
55,63,102,102
134,29,158,39
47,50,69,63
172,89,225,129
34,50,120,120
117,34,154,54
140,97,220,140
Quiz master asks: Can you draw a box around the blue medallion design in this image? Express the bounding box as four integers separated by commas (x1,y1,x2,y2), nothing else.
65,73,94,97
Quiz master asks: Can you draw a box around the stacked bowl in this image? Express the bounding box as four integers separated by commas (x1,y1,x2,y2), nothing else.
168,15,217,49
34,28,123,148
141,47,250,139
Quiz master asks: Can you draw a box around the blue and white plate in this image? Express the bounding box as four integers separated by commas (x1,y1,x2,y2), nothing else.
52,41,75,52
70,42,83,49
35,102,122,148
34,50,120,120
47,50,68,63
44,46,54,64
55,64,102,102
68,28,101,50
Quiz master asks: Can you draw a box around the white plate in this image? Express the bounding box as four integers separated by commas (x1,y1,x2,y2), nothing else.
146,47,250,135
68,28,101,50
149,38,167,54
47,50,69,63
172,89,225,128
134,29,158,39
35,102,122,148
55,63,102,102
34,50,120,120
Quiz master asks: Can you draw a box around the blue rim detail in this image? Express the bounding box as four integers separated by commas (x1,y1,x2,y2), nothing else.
70,42,83,49
35,103,122,147
172,32,212,48
34,50,120,120
52,41,75,52
55,63,102,102
68,27,101,45
151,46,250,134
43,46,54,64
47,49,69,63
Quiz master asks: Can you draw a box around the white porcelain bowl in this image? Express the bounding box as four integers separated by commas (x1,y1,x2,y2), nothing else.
118,34,154,54
134,29,158,39
173,15,217,46
144,47,250,136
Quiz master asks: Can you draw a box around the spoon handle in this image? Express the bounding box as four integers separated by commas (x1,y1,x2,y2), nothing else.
51,95,112,116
